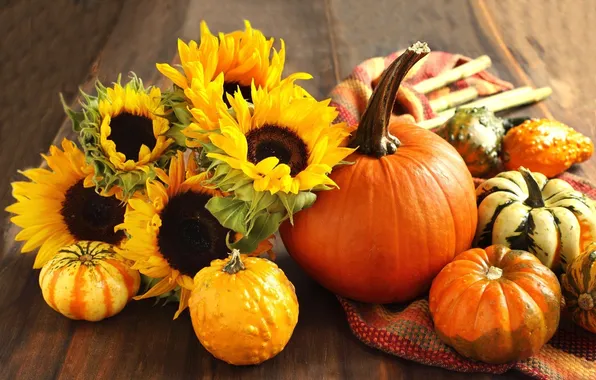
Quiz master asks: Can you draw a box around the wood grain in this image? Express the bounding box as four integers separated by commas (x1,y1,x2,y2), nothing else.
1,0,593,378
479,0,596,178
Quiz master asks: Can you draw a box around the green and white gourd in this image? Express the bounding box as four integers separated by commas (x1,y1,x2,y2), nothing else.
474,167,596,271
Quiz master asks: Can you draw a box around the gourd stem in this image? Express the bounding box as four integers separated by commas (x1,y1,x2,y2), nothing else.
520,167,545,208
578,293,595,311
486,266,503,280
349,41,430,158
223,249,245,274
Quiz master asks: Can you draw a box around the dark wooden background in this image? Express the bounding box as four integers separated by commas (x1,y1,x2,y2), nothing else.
1,0,594,378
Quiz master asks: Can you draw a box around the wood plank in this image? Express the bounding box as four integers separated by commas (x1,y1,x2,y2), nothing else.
479,0,596,179
0,1,193,378
0,0,123,251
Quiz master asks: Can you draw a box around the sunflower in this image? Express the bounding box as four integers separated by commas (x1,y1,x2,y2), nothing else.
156,20,311,145
6,139,127,269
204,82,355,195
62,74,183,198
196,81,354,254
117,151,273,319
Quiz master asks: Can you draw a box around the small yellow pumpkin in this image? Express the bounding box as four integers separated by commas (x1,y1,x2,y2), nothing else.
39,241,140,321
189,249,299,366
561,242,596,333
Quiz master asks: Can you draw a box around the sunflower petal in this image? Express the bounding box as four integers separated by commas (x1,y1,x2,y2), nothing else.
133,277,178,300
255,157,280,174
156,63,188,89
34,234,76,269
174,288,192,320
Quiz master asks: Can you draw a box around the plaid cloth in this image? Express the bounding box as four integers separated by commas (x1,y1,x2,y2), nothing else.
329,50,514,128
330,50,596,379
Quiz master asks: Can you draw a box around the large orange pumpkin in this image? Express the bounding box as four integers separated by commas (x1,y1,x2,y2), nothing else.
429,245,561,364
279,42,477,304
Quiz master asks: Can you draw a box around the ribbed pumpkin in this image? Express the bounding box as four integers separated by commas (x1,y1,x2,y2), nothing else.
39,241,140,321
561,242,596,333
502,118,594,178
429,244,561,364
475,167,596,272
189,249,299,366
279,42,477,304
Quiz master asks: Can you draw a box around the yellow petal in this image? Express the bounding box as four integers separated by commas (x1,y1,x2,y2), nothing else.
268,163,291,179
34,234,76,269
138,144,152,162
177,275,194,290
156,63,188,89
253,176,270,192
255,157,280,174
133,276,178,300
174,288,191,320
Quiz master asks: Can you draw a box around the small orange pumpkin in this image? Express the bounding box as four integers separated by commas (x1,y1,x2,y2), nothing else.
429,244,561,364
502,118,593,177
39,241,140,321
189,249,299,366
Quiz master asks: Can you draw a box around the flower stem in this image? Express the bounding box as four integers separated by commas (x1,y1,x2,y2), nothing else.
349,41,430,158
223,249,245,274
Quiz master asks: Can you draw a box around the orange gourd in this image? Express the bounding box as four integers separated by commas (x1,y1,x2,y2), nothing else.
39,241,140,321
429,245,561,364
502,118,593,178
189,249,299,366
279,42,477,304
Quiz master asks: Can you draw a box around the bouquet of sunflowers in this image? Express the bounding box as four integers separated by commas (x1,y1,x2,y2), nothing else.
7,20,354,365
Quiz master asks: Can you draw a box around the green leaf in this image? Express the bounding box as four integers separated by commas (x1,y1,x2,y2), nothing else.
165,122,187,147
247,191,277,222
230,211,285,253
59,93,86,132
172,106,192,126
278,191,317,224
234,183,255,202
211,168,252,193
205,196,250,235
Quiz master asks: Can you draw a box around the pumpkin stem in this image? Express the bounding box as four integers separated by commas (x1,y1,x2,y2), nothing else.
79,254,94,265
578,293,595,311
223,249,245,274
519,167,545,208
349,41,430,158
486,266,503,280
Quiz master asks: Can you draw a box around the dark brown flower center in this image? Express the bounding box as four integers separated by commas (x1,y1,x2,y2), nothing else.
61,180,126,245
222,82,252,107
246,125,308,176
157,191,231,276
108,112,156,160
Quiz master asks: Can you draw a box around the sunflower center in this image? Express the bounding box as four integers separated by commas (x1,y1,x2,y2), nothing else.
61,180,125,245
157,191,231,276
108,112,156,160
246,125,308,176
222,82,252,107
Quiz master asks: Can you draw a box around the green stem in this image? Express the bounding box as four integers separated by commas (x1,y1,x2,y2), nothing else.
349,41,430,158
520,167,545,208
223,249,245,274
503,116,531,133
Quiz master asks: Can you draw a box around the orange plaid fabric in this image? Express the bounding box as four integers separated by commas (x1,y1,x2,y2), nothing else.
329,50,513,127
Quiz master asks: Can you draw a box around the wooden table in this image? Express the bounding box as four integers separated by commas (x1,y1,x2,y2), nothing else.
1,0,594,378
